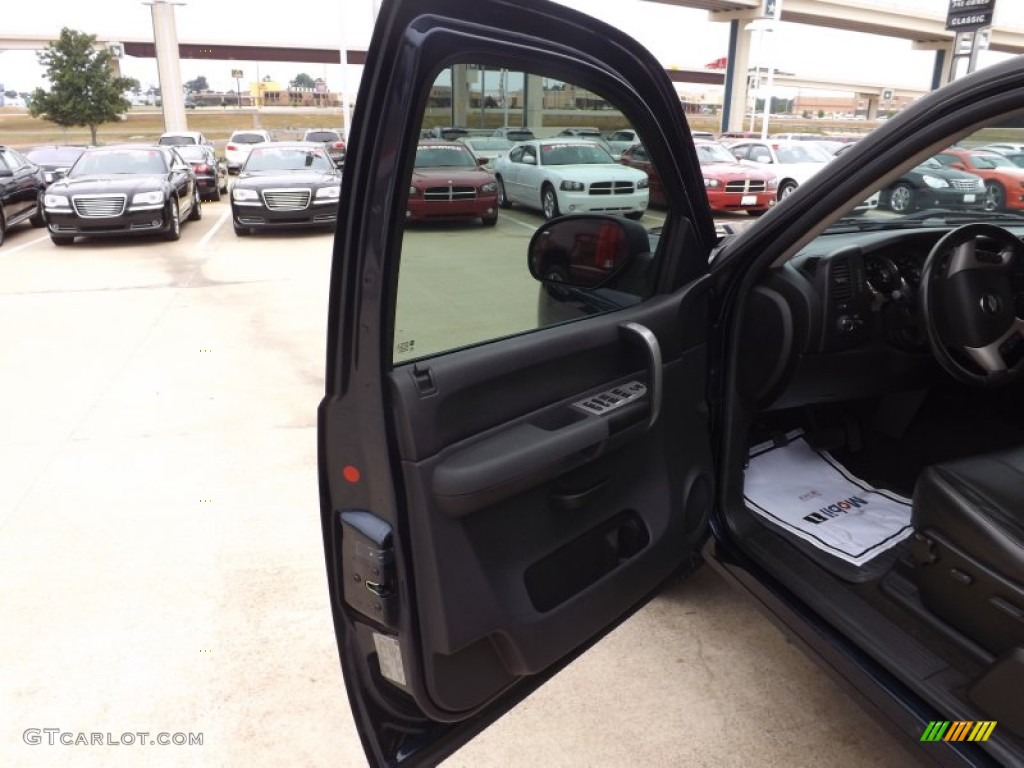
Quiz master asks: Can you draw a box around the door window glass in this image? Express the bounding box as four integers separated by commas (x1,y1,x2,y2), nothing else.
392,65,671,364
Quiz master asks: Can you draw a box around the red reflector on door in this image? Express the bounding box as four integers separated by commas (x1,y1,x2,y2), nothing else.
342,465,361,483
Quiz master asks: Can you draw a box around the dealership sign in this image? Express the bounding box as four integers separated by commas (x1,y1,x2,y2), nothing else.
946,0,996,31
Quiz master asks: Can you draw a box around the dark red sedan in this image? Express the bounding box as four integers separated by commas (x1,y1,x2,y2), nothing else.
406,141,499,226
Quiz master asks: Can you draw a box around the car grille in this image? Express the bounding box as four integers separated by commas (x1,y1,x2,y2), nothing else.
424,186,477,201
72,194,126,218
724,179,767,193
589,181,635,195
951,179,980,192
262,189,311,210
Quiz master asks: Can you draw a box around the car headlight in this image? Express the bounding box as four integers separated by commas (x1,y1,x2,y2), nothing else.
636,177,649,189
315,186,340,200
767,177,779,189
408,186,418,196
922,175,949,189
480,182,497,193
232,187,258,201
132,190,164,205
44,194,70,207
704,178,721,188
560,180,585,192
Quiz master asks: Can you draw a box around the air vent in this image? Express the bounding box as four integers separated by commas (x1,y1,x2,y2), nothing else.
831,260,853,303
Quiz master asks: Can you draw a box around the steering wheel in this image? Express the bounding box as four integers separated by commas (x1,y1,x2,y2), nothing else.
920,223,1024,387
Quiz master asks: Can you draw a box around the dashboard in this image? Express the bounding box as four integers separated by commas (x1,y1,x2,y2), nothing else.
739,225,1024,409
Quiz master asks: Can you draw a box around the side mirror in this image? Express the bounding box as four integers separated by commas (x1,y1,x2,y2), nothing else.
528,214,650,290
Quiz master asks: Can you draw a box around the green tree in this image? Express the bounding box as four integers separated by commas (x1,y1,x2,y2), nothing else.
289,72,315,89
185,75,209,93
28,28,138,144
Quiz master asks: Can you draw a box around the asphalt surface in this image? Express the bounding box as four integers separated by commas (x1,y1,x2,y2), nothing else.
0,198,918,767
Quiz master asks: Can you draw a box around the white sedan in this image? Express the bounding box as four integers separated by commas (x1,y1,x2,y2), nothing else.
493,139,649,219
724,139,833,199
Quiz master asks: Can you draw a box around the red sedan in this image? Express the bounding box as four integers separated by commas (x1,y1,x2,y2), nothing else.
619,141,777,215
406,141,499,226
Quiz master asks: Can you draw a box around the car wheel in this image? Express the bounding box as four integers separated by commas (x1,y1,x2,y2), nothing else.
541,185,561,220
496,177,513,209
188,189,202,221
30,198,46,228
778,180,798,199
481,215,498,227
233,222,250,237
984,181,1005,211
164,199,181,241
888,183,915,213
210,185,222,202
50,235,74,246
624,211,644,220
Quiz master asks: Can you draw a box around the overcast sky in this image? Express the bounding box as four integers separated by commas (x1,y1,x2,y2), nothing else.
1,0,1021,96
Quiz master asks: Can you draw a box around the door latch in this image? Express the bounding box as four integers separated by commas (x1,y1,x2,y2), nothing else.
339,510,398,628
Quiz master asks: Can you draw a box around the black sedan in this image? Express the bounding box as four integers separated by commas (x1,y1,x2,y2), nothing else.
42,145,201,246
22,145,88,186
881,156,986,213
229,142,341,236
0,145,48,246
174,144,229,201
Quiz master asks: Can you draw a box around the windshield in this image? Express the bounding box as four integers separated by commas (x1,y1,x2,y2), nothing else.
776,143,832,163
25,147,85,165
967,153,1015,169
231,133,268,144
69,149,167,176
696,143,738,164
414,145,478,168
540,143,614,166
175,146,212,163
159,135,197,146
243,147,333,172
305,131,340,143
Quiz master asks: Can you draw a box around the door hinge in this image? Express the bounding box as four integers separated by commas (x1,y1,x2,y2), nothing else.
339,510,398,629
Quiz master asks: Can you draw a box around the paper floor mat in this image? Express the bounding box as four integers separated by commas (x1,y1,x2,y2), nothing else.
744,432,913,567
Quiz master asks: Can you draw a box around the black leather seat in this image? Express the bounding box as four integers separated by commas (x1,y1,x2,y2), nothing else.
911,448,1024,656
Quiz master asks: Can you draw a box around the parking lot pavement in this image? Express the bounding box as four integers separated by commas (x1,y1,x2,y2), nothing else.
1,202,917,767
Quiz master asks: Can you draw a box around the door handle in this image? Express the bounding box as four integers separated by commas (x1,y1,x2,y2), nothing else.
619,322,662,431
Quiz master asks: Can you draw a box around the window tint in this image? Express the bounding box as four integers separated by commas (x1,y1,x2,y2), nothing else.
24,147,84,165
391,65,666,364
305,131,341,142
231,133,268,144
159,135,197,146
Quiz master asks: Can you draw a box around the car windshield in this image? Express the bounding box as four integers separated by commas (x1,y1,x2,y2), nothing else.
231,133,267,144
306,131,340,143
69,149,167,176
696,143,738,164
968,153,1015,169
465,139,512,151
540,143,614,165
775,143,832,163
175,146,211,163
159,136,196,146
414,145,478,168
25,147,85,165
244,147,333,171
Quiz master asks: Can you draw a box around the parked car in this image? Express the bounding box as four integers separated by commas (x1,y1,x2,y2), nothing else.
724,139,833,199
604,128,640,157
424,126,470,141
493,138,648,219
980,145,1024,168
406,140,498,226
492,126,536,142
456,136,513,167
324,3,1024,768
229,142,341,235
880,156,986,213
158,130,210,147
174,144,229,201
0,146,47,246
302,128,347,167
22,145,88,186
224,129,273,173
42,144,200,245
932,147,1024,211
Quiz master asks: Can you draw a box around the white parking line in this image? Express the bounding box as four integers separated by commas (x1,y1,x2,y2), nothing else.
500,213,542,231
198,209,231,248
2,234,50,256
